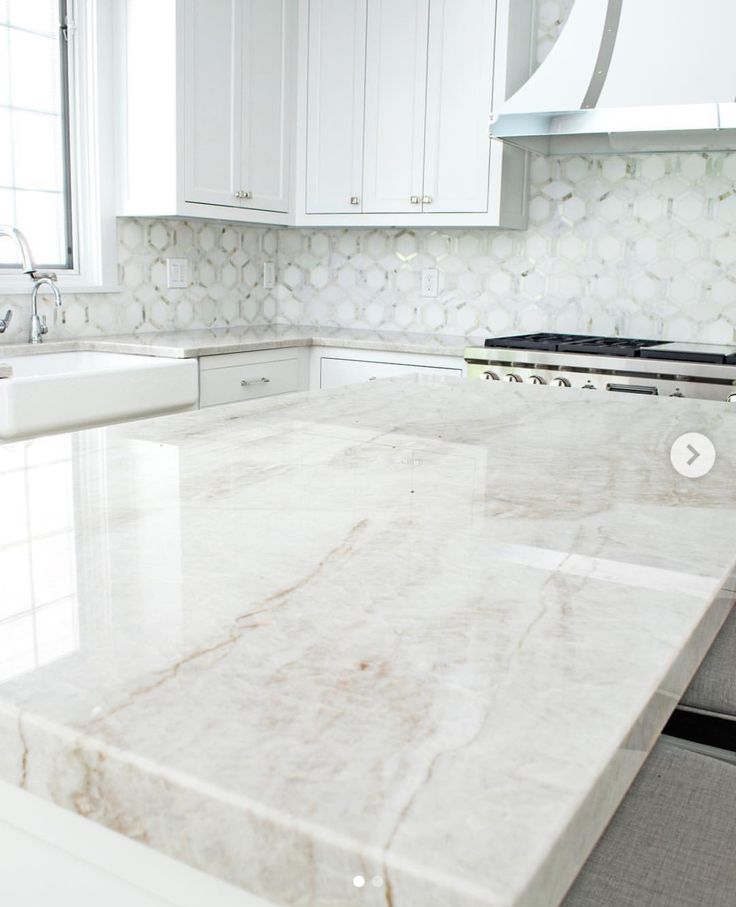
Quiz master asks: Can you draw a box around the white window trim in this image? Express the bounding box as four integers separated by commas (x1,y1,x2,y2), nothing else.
0,0,119,295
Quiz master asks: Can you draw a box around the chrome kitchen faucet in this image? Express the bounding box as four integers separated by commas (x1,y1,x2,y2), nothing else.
0,224,64,343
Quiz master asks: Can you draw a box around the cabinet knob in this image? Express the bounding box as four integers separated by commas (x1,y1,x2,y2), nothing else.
350,196,360,206
422,195,433,205
243,191,253,200
234,191,242,199
410,195,421,205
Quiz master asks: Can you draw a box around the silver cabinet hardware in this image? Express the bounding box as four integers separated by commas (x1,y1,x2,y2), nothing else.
422,195,433,204
410,195,421,205
0,309,12,333
350,196,360,206
241,377,271,387
243,191,253,200
234,191,242,199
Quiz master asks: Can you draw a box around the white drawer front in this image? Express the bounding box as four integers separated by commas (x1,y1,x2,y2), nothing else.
200,358,300,408
320,356,462,389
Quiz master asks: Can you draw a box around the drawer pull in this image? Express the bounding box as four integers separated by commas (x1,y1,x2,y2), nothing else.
241,377,271,387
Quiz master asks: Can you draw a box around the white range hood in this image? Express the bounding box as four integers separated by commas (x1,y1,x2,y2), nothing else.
490,0,736,154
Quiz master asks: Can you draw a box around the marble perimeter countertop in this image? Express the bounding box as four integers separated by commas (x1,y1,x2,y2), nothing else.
1,376,735,907
0,325,469,360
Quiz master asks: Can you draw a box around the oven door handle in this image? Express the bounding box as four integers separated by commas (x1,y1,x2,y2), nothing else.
606,383,659,395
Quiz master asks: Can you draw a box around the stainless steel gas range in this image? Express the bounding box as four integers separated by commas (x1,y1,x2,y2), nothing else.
465,333,736,406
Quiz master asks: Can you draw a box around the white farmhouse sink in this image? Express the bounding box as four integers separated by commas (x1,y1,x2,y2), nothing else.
0,351,199,440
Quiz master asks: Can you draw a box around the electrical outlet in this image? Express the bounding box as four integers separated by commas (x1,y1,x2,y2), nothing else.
421,268,439,298
262,261,276,290
166,258,188,289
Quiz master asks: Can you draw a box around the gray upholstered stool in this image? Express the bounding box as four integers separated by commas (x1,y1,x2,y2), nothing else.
562,737,736,907
681,606,736,719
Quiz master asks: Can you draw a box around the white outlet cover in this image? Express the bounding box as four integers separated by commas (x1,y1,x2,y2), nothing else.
166,259,189,289
421,269,439,298
262,261,276,290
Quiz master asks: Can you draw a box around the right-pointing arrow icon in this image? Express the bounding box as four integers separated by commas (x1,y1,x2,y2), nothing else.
671,433,716,479
686,444,700,467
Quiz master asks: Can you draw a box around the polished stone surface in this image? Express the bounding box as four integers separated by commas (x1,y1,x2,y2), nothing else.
1,378,735,907
0,325,468,361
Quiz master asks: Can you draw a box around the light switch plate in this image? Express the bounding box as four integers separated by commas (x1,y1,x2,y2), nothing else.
166,258,189,289
262,261,276,290
421,269,439,298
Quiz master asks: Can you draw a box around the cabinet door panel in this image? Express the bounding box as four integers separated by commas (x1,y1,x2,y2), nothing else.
422,0,494,213
305,0,367,214
184,0,241,207
241,0,292,213
363,0,429,214
320,357,461,389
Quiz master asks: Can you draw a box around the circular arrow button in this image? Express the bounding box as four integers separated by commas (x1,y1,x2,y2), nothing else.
670,433,716,479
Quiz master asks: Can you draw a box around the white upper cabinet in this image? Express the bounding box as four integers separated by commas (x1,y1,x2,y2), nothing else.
119,0,294,225
305,0,367,214
240,0,291,212
422,0,496,214
185,0,292,213
362,0,429,214
297,0,534,227
118,0,531,227
184,0,241,209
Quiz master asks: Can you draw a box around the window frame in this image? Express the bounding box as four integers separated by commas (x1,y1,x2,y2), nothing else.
0,0,118,294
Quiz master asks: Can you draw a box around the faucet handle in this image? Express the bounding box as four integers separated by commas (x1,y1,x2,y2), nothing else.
30,270,58,282
0,309,12,333
41,315,48,335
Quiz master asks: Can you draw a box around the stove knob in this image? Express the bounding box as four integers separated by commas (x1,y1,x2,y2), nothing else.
483,370,500,381
503,373,522,383
581,382,597,390
670,390,685,398
528,375,546,385
727,393,736,403
550,377,571,387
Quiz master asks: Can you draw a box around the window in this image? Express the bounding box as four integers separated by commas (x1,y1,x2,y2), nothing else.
0,0,73,269
0,0,117,293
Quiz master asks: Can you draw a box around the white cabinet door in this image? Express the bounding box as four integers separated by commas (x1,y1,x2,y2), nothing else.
184,0,242,208
422,0,494,213
305,0,367,214
363,0,429,214
320,357,462,389
240,0,292,213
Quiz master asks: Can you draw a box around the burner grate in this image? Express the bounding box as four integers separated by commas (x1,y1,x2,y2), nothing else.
484,333,660,357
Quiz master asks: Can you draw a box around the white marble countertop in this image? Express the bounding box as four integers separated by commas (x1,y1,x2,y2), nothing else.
1,378,735,907
0,325,468,360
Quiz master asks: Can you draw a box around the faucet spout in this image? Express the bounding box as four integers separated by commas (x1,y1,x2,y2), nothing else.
0,225,37,275
30,277,62,344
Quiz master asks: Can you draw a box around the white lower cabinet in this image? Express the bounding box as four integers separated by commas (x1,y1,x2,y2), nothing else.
196,347,463,408
198,349,307,408
316,350,464,389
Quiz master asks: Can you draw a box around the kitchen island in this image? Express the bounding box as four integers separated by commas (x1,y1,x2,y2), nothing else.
1,376,735,907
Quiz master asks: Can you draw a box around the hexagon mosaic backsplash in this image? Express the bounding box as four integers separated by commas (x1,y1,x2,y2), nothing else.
0,220,281,345
275,151,736,345
4,0,736,347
